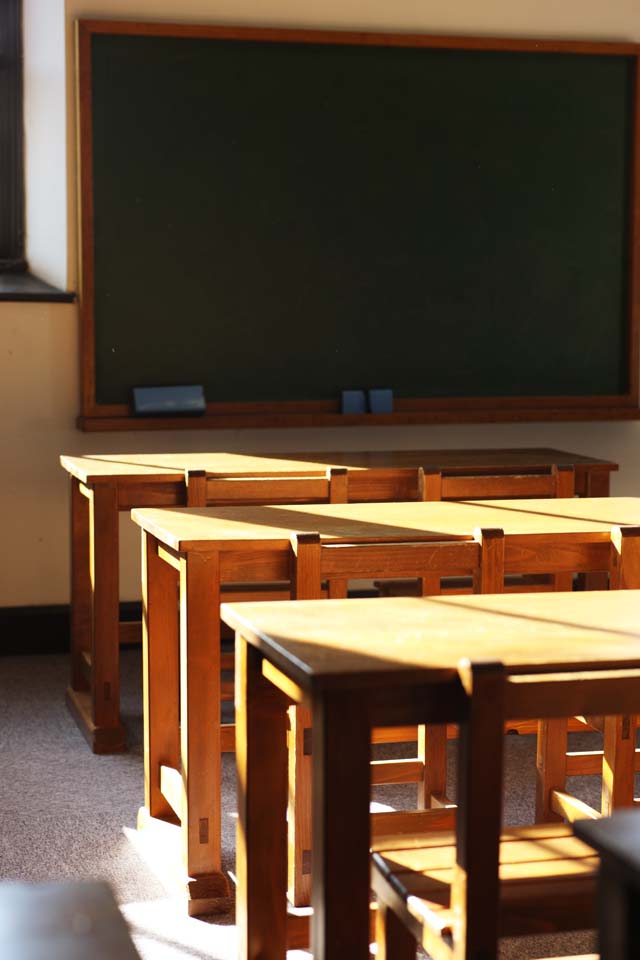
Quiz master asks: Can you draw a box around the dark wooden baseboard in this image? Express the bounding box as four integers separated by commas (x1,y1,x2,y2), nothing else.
0,589,378,656
0,602,142,656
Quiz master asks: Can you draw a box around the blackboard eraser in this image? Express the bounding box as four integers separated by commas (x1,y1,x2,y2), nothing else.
341,390,367,415
368,389,394,414
132,384,206,416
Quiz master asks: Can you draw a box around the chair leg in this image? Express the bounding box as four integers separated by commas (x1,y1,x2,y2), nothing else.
375,900,416,960
552,572,574,591
287,704,313,906
417,723,448,809
536,718,568,822
602,714,636,815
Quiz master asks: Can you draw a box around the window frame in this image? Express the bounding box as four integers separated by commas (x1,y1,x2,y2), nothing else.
0,0,26,271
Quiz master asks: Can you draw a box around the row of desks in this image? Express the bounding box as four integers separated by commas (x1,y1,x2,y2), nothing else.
132,494,640,919
58,447,623,957
59,447,616,752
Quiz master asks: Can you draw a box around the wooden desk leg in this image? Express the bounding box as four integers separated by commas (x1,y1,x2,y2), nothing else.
141,532,179,821
66,480,125,753
236,639,288,960
68,478,91,694
585,469,611,498
91,484,124,746
312,689,371,960
452,662,504,959
288,704,312,906
179,549,230,913
584,469,611,591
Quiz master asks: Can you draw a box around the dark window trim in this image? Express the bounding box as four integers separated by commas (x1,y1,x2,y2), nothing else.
0,0,25,268
0,273,75,302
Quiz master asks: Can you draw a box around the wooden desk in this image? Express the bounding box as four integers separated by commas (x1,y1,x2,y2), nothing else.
59,447,616,752
575,809,640,960
222,589,640,960
131,495,634,915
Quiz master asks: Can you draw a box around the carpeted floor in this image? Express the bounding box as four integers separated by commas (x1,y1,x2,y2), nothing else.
0,649,605,958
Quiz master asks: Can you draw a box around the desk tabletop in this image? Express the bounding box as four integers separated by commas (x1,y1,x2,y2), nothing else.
59,447,617,483
467,496,640,526
221,589,640,691
131,497,639,552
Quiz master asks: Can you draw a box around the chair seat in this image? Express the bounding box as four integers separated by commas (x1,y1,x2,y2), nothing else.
372,823,597,939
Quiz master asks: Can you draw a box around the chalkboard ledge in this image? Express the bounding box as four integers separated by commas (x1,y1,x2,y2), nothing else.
77,405,640,432
0,271,75,303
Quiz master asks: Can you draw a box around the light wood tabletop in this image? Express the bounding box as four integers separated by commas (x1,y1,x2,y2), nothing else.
222,589,640,960
60,446,617,482
467,495,640,526
131,497,635,552
59,446,617,754
222,588,640,687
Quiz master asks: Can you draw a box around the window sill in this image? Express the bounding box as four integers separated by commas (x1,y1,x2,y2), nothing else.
0,272,75,303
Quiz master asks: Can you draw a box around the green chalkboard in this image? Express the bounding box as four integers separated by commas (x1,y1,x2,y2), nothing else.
78,23,640,428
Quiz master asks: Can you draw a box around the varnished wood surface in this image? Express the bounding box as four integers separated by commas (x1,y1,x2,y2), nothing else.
131,496,637,552
468,496,640,525
221,589,640,690
60,447,617,484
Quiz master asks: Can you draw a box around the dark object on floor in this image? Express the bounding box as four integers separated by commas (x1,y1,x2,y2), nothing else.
0,880,141,959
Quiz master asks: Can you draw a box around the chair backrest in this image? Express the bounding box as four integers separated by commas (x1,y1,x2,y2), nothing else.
184,466,349,506
295,523,640,599
185,465,429,507
424,463,575,501
290,528,506,600
341,466,428,503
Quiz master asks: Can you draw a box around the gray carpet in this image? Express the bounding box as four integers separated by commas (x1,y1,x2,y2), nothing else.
0,650,604,958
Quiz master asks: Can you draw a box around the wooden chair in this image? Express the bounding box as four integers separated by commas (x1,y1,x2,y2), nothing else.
537,525,640,825
422,462,575,501
185,464,429,507
185,467,353,701
378,463,576,596
286,528,505,905
188,466,429,701
372,657,640,960
184,465,350,507
288,525,640,907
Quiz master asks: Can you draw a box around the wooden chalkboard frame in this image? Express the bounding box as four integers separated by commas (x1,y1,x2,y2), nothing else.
76,20,640,431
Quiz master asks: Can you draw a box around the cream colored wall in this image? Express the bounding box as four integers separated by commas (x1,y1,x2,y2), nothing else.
3,0,640,608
